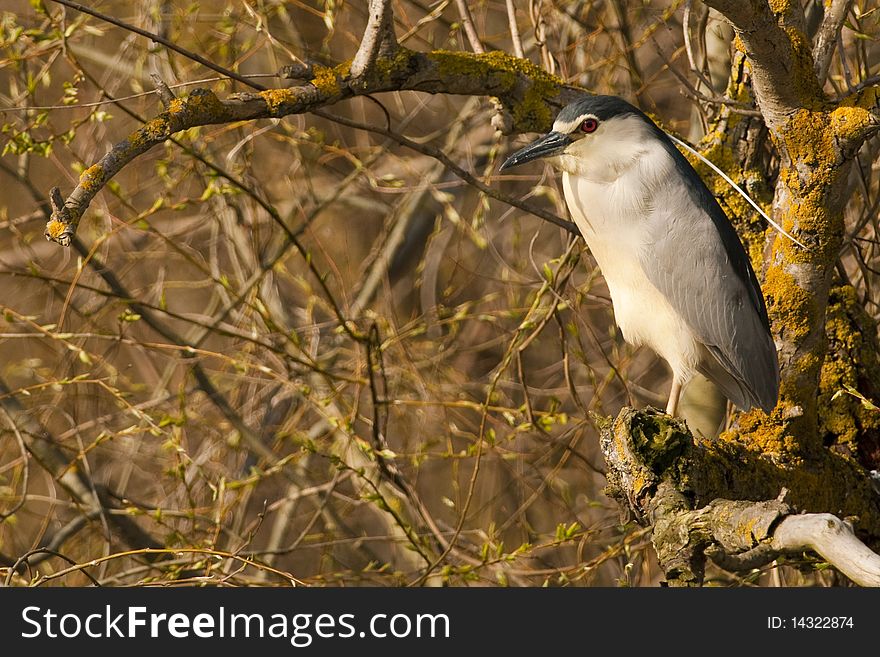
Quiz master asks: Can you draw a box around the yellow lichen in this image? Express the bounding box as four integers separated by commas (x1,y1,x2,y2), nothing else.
782,109,836,169
818,286,880,460
310,63,345,95
166,97,187,115
79,163,105,192
763,264,814,342
773,108,849,269
427,49,566,132
829,101,877,144
45,218,68,240
767,0,798,14
260,88,297,115
699,430,880,533
781,27,824,105
722,409,791,457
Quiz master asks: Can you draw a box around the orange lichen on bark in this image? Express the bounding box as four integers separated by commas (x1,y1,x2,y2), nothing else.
310,63,345,94
762,263,815,343
721,409,792,458
766,0,799,15
45,218,69,240
78,163,105,192
259,88,299,116
819,286,880,463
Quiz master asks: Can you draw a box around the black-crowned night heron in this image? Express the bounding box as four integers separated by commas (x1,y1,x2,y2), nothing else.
500,96,779,416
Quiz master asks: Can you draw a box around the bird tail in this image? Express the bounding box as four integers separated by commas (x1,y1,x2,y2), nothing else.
698,343,779,413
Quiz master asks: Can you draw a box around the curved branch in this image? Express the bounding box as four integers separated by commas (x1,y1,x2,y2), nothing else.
772,514,880,587
45,48,584,246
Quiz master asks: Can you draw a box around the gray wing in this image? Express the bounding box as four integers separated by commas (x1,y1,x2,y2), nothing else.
639,147,779,412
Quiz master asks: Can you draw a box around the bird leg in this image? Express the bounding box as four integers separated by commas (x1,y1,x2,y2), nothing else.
666,379,682,416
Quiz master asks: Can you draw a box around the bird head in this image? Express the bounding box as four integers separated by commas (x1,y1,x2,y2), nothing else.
500,95,660,178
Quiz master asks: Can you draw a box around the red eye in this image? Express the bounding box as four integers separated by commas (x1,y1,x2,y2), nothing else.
580,118,599,133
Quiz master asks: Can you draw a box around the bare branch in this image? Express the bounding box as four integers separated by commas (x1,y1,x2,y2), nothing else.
149,72,176,108
813,0,854,86
772,514,880,587
530,0,555,74
350,0,399,79
0,378,164,561
505,0,525,59
313,109,579,235
454,0,486,54
48,0,259,90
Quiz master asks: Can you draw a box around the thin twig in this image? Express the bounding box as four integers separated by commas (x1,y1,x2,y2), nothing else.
313,109,579,235
0,407,29,521
454,0,485,54
505,0,525,59
529,0,555,74
48,0,263,90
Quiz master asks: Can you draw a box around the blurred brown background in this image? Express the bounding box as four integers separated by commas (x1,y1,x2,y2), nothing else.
0,0,877,586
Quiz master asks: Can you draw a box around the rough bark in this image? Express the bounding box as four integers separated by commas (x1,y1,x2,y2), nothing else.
602,407,880,585
703,0,880,454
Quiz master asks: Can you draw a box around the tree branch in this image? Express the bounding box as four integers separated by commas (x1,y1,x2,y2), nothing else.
702,0,824,131
45,48,583,246
454,0,486,54
772,514,880,587
813,0,854,87
505,0,524,59
350,0,399,79
601,407,880,585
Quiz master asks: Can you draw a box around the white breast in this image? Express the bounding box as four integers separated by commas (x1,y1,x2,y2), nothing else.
561,152,702,383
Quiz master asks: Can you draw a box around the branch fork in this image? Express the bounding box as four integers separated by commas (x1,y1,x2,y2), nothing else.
349,0,399,81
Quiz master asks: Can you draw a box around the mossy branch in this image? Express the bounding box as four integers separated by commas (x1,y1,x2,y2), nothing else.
45,47,585,246
602,407,880,585
702,0,823,131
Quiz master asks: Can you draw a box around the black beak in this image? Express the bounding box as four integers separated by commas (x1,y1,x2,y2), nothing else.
500,131,571,170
